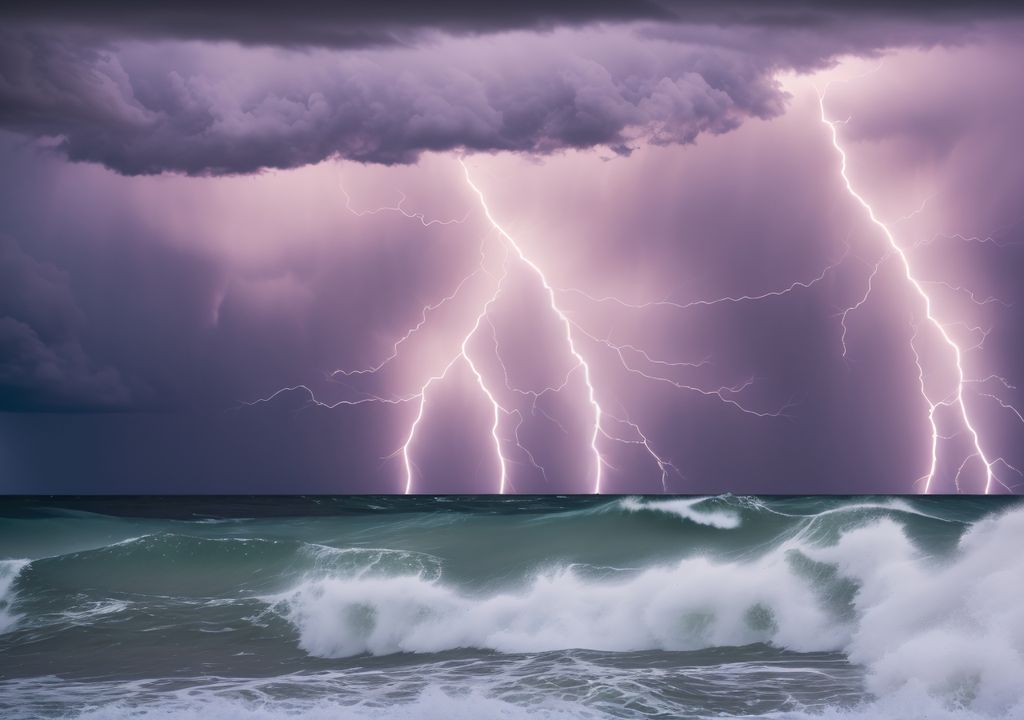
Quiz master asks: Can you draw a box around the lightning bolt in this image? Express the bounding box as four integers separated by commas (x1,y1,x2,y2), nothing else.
556,240,849,314
340,184,469,227
918,227,1024,249
243,383,414,409
259,161,697,493
330,262,485,378
818,84,1013,494
400,248,512,494
252,82,1021,495
250,189,517,492
459,159,607,493
253,157,801,492
835,252,888,359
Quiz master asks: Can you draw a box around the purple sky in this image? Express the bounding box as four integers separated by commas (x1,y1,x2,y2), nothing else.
1,4,1023,493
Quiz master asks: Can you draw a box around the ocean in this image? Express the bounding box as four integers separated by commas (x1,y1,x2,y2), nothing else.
1,495,1022,719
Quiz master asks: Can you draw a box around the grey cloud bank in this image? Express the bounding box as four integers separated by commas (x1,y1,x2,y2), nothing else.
2,4,1021,177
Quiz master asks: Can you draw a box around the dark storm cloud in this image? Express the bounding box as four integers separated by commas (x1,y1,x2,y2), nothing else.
1,3,1022,176
0,28,787,175
1,2,1021,47
0,1,670,48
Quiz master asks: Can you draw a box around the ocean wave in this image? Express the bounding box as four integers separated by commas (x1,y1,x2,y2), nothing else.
763,498,963,525
58,599,133,625
299,545,443,582
802,508,1024,718
267,506,1024,717
2,537,446,639
29,534,441,576
4,498,1023,719
0,558,30,634
269,546,846,658
617,496,743,528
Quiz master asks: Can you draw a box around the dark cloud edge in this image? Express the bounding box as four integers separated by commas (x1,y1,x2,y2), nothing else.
2,1,1024,48
1,1,1022,177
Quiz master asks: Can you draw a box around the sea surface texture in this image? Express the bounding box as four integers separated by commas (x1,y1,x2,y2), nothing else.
1,495,1022,719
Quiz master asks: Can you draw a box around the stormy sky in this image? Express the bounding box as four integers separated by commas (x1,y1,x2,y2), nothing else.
2,2,1023,493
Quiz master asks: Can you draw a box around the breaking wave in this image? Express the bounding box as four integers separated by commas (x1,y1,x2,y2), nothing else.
617,496,743,528
0,559,29,634
267,506,1024,717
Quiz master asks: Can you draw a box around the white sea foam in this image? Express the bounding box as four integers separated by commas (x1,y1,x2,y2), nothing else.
730,685,1024,719
803,509,1024,718
61,687,604,720
618,496,742,528
271,546,844,658
36,683,1024,720
268,506,1024,717
59,599,132,625
0,558,30,634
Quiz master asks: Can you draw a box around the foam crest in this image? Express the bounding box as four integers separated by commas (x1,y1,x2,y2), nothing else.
0,558,29,634
618,496,742,528
805,509,1024,717
271,550,842,658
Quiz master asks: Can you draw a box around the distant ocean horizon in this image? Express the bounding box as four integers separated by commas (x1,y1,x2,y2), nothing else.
2,495,1022,719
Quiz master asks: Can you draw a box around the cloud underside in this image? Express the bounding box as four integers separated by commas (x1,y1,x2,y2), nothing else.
2,1,1021,46
0,4,1015,176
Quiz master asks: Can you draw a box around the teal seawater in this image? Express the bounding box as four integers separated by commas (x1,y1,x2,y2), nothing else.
0,495,1022,719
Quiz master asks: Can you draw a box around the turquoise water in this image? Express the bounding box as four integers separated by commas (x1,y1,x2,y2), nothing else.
1,495,1022,718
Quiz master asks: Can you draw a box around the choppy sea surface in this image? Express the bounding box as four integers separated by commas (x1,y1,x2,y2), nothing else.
1,495,1023,719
